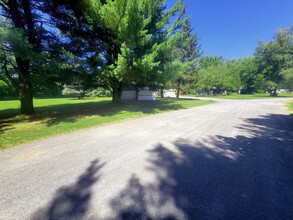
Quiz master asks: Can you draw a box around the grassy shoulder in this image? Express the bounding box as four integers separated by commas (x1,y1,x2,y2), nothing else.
0,97,214,149
288,100,293,115
182,93,293,100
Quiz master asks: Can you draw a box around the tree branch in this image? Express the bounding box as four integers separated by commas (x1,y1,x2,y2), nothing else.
0,1,9,12
0,13,11,18
0,42,12,50
2,54,18,88
115,0,127,32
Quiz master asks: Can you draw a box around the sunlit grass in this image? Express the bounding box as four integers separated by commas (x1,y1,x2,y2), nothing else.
0,97,215,149
288,100,293,115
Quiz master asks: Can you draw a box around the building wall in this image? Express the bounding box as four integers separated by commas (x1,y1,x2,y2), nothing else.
122,91,136,100
138,88,157,100
122,87,158,101
164,90,176,97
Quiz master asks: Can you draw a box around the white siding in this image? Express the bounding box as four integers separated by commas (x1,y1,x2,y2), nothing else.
122,91,136,100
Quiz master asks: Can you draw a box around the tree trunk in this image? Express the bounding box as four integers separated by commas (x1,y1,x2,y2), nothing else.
176,87,180,99
136,88,139,101
17,58,34,114
7,0,35,115
160,86,164,98
270,90,277,96
112,85,123,104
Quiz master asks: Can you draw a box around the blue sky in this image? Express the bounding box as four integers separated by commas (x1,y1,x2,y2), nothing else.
167,0,293,59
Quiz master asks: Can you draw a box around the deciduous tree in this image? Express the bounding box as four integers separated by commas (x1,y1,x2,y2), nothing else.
255,26,293,95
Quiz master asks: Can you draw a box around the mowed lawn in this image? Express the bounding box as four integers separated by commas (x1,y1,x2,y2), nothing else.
288,100,293,115
0,97,214,149
184,93,293,100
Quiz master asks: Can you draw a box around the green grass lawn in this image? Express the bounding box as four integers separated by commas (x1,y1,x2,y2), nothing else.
183,93,293,100
288,100,293,115
0,97,214,149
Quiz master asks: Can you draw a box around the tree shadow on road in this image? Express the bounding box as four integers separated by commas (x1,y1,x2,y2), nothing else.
109,114,293,219
31,159,105,220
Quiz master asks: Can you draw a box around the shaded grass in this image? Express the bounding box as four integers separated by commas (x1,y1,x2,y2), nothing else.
0,97,214,149
183,93,293,100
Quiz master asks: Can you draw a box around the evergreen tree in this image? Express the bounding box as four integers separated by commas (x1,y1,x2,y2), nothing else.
0,23,19,99
172,16,202,99
44,0,193,103
0,0,59,113
0,0,39,113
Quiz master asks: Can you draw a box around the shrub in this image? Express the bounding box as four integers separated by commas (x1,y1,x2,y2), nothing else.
62,85,85,99
87,88,111,97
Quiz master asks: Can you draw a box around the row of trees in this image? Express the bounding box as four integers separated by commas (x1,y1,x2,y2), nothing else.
176,26,293,96
0,0,202,114
1,0,292,115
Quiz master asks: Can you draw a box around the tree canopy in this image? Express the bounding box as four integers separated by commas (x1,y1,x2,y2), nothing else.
190,26,293,96
0,1,292,114
254,26,293,95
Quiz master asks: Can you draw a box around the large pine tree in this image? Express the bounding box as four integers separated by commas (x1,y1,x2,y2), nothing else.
43,0,194,103
172,16,202,99
0,0,60,114
0,0,40,113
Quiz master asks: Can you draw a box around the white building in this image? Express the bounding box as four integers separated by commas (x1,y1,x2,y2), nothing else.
122,87,158,101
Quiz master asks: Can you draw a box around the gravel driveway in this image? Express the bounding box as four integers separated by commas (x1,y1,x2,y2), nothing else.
1,97,293,220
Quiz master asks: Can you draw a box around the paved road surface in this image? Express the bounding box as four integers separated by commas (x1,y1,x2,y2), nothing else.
1,98,293,220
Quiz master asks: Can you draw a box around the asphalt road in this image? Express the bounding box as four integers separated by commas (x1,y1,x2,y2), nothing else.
1,97,293,220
